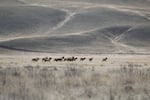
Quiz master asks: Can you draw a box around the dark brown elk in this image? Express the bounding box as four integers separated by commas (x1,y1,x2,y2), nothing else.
80,57,86,61
74,57,78,61
62,56,65,59
71,56,77,61
102,57,108,62
54,57,64,62
42,57,52,62
63,56,76,62
42,58,46,62
64,57,73,62
32,58,40,62
42,57,47,62
89,58,93,61
54,58,62,62
48,57,52,61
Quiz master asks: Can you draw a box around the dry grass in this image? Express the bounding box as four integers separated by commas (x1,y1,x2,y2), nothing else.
0,63,150,100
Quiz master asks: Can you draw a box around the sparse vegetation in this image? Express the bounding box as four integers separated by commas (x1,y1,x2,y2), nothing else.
0,64,150,100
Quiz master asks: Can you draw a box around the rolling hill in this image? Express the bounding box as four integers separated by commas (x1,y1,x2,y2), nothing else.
0,0,150,55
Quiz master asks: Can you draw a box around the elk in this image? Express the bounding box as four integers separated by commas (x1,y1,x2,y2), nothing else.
74,57,78,61
64,57,73,62
63,56,77,62
89,58,93,61
102,57,108,62
32,58,40,62
48,57,52,61
80,57,86,61
54,58,62,62
42,57,51,62
54,56,64,62
70,56,77,61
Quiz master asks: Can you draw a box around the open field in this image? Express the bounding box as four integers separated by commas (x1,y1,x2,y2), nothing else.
0,0,150,100
0,54,150,100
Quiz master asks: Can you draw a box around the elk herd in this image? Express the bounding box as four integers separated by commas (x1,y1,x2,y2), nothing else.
32,56,108,62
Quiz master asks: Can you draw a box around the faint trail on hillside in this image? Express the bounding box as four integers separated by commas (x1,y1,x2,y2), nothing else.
83,4,150,21
114,26,136,41
101,27,138,52
0,27,101,42
48,12,76,33
16,1,150,35
110,38,137,53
